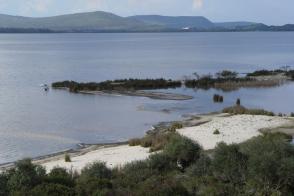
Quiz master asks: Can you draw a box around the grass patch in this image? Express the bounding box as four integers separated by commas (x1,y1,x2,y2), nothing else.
128,123,183,152
223,105,275,116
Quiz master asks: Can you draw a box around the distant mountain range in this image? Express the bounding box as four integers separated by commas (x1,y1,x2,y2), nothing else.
0,11,293,33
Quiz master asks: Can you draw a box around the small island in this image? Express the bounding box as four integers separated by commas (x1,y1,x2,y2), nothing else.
52,69,294,100
52,79,193,100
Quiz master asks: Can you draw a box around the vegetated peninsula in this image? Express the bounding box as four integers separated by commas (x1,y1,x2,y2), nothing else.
52,69,294,100
0,11,294,33
52,79,193,100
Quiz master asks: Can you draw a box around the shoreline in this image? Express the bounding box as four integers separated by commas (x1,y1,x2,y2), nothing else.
55,87,193,100
1,112,293,173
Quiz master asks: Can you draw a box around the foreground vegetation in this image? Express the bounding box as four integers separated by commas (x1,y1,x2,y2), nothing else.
0,132,293,196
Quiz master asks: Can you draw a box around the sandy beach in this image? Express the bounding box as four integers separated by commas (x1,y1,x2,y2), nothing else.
1,113,293,173
38,145,151,173
177,114,293,150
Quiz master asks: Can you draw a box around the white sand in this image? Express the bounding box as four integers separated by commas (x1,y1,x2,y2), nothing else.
177,114,292,150
36,114,292,173
41,145,150,173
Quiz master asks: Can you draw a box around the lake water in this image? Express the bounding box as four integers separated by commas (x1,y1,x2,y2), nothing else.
0,32,294,164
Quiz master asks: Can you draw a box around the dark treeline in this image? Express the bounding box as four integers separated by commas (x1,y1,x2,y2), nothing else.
0,28,55,33
185,69,294,90
52,69,294,93
247,69,294,79
0,132,293,195
185,70,252,89
52,79,182,92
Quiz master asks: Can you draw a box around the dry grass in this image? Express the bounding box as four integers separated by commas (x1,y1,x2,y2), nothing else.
223,105,275,116
128,123,183,152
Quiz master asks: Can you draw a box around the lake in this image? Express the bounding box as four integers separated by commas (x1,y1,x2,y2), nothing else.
0,32,294,164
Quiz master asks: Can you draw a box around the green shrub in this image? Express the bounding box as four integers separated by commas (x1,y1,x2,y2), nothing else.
76,179,112,196
147,153,175,173
164,134,202,168
80,162,112,180
128,138,141,146
186,154,212,177
46,167,74,187
213,129,220,135
29,183,75,196
212,143,248,185
7,159,46,191
168,123,183,132
64,154,71,162
241,133,294,195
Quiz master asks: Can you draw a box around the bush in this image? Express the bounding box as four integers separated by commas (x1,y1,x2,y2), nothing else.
46,167,74,187
7,158,46,191
213,129,220,135
64,154,71,162
291,112,294,117
241,133,294,195
29,183,75,196
168,123,183,132
164,134,202,168
135,175,189,196
147,153,175,173
186,154,212,177
130,129,178,152
212,143,248,185
128,138,141,146
80,162,112,180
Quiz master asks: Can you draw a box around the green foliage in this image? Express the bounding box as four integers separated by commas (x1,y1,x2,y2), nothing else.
52,78,182,92
80,162,112,180
128,122,183,152
216,70,238,79
247,69,285,77
186,154,212,177
128,138,142,146
241,133,294,195
1,133,294,195
213,129,220,135
46,167,75,187
7,158,46,191
164,134,202,168
64,154,71,162
212,143,248,185
29,183,75,196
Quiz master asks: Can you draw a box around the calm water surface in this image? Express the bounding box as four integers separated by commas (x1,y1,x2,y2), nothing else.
0,32,294,163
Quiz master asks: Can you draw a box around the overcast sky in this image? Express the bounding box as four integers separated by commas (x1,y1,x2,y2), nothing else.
0,0,292,25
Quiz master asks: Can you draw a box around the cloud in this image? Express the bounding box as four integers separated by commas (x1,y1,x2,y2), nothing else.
192,0,203,9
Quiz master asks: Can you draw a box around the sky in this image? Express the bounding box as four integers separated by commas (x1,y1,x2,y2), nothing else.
0,0,292,25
